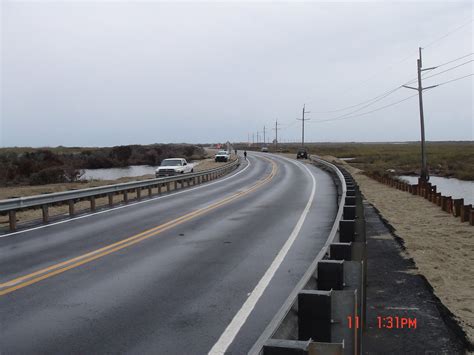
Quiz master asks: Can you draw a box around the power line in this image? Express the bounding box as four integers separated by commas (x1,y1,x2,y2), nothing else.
310,86,406,122
435,52,473,68
422,59,473,80
308,73,472,125
311,93,419,123
309,54,472,116
311,86,403,114
436,73,473,86
306,18,473,109
423,18,473,49
279,120,298,130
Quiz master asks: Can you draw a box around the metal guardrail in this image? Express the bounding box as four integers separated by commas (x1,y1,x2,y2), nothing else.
1,158,240,231
250,155,367,355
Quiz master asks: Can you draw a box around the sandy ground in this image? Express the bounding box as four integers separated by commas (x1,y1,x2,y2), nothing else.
0,155,236,229
320,155,474,345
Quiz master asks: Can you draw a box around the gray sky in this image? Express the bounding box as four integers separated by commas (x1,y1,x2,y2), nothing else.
1,1,473,147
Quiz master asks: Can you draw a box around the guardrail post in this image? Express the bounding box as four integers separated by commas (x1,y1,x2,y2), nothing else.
317,260,344,290
339,220,355,242
68,200,75,216
108,193,114,207
174,181,178,190
345,197,355,206
42,204,49,223
263,339,311,355
9,210,17,231
166,182,170,192
136,188,141,200
298,290,357,354
298,290,332,342
90,196,96,211
346,189,355,197
343,206,356,220
158,184,162,194
263,340,345,355
148,187,152,197
123,191,129,204
330,243,352,261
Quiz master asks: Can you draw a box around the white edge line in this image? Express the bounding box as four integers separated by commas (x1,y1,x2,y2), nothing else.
208,158,317,355
0,158,252,238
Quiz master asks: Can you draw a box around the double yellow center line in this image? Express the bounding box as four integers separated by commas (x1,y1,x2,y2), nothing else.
0,159,278,296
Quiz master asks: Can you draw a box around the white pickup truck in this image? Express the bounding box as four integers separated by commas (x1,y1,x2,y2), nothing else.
155,158,194,177
214,150,230,162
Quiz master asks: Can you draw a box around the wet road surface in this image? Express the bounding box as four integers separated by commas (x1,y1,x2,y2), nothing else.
0,152,338,354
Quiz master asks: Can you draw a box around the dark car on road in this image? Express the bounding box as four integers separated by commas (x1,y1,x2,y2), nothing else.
296,148,308,159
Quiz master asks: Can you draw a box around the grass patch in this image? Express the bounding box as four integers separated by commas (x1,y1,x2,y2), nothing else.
237,141,474,180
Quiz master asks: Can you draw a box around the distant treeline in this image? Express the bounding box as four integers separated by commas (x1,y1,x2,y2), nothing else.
0,144,205,186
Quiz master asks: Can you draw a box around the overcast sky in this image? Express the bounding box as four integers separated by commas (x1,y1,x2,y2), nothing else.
1,0,472,147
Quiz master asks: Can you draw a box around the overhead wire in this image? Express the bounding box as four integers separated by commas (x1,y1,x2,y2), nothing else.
435,73,473,86
306,18,472,112
309,73,472,125
434,52,473,68
422,18,473,49
249,21,473,137
311,93,419,123
310,86,404,114
422,60,473,80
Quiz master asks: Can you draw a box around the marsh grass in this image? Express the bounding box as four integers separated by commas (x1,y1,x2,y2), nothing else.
240,141,474,180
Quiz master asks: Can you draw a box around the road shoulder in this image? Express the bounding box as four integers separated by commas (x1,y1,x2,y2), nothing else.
363,202,467,353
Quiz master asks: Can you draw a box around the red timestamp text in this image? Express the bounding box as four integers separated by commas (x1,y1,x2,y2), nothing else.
347,316,417,329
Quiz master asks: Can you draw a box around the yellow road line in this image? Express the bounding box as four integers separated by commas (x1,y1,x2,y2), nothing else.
0,158,277,296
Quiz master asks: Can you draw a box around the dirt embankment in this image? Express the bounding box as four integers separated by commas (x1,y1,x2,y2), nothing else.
322,155,474,346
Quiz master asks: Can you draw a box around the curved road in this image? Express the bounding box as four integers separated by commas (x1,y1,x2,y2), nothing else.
0,152,337,354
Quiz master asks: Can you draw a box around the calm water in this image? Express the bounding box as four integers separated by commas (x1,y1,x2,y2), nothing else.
81,165,157,181
398,175,474,205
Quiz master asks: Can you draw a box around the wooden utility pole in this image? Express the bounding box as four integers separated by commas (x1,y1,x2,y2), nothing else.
296,104,311,147
263,126,266,145
273,119,281,150
403,47,437,182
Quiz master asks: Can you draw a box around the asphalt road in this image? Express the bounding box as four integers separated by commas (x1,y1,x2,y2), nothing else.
0,152,338,354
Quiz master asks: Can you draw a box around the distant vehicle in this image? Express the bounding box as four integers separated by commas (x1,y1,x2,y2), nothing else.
156,158,193,177
261,147,269,152
215,150,230,162
296,148,308,159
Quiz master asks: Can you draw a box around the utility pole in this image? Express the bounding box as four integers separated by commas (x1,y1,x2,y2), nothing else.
402,47,437,182
252,133,255,145
257,132,260,145
273,119,281,151
263,126,266,145
296,104,311,147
